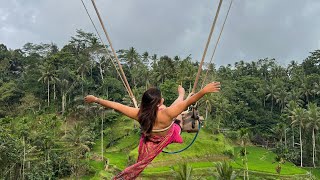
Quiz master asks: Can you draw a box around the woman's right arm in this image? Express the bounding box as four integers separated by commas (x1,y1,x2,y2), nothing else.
85,95,139,121
162,82,220,120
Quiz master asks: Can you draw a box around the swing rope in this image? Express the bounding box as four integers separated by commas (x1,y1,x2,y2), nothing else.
162,0,225,154
192,0,224,93
80,0,131,96
90,0,138,108
201,0,234,89
162,120,201,154
81,0,232,154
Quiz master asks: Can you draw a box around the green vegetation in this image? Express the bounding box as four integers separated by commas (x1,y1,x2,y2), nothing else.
232,146,307,175
130,130,233,163
1,29,320,179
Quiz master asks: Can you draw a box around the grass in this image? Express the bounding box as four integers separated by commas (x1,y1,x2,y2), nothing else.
85,118,309,179
106,133,140,152
304,167,320,179
143,161,215,174
88,160,104,170
130,129,233,165
232,146,308,175
104,152,128,170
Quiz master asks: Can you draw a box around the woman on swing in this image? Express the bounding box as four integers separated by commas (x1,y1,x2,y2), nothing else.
85,81,220,179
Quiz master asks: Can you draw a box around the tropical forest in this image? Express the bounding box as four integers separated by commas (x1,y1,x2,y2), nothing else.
1,28,320,179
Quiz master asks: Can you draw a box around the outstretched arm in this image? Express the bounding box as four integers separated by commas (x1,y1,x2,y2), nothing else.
162,82,220,120
84,95,139,121
170,85,185,107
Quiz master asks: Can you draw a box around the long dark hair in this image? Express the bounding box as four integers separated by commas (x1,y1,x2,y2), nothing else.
138,88,162,140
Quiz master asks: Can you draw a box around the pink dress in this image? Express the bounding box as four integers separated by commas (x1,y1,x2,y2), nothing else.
113,123,183,179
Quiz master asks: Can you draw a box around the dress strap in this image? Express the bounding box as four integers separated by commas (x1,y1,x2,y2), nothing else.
152,121,175,133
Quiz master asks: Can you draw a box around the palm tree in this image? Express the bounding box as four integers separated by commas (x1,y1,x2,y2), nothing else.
171,163,193,180
291,107,307,167
205,99,212,120
51,76,60,101
142,51,149,66
285,101,298,148
287,60,298,79
64,124,93,176
76,59,90,96
58,79,76,114
287,89,303,106
38,65,56,106
215,161,237,180
275,88,288,112
306,103,320,168
123,47,139,70
299,81,312,104
64,124,93,154
265,83,277,112
271,123,286,147
97,107,108,161
239,128,249,180
311,82,320,97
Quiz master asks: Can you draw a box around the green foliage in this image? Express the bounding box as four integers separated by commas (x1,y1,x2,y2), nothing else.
1,30,320,179
128,130,234,175
232,146,307,175
0,126,23,178
171,163,193,180
215,161,237,180
160,79,179,106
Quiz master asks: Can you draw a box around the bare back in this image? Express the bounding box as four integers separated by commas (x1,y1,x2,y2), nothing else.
151,107,175,136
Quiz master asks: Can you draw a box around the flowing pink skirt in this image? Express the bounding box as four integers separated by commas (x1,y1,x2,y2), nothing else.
113,123,183,180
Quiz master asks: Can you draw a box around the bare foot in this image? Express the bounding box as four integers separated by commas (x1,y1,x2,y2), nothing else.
178,85,185,96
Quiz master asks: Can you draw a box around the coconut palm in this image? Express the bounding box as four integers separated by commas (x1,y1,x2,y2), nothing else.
265,83,278,112
239,128,249,179
64,124,92,153
275,88,288,112
285,101,299,148
122,47,140,70
291,107,307,167
76,59,90,96
287,89,303,106
38,65,56,106
271,123,287,147
299,81,312,104
306,103,320,168
311,82,320,97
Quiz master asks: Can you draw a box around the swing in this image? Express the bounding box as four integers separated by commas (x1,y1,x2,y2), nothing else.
180,106,204,133
81,0,233,154
162,105,204,154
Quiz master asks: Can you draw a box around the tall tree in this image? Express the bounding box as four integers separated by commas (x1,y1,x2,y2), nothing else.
38,64,56,106
275,88,288,112
306,103,320,168
266,83,278,112
239,128,249,180
291,107,307,167
285,101,299,148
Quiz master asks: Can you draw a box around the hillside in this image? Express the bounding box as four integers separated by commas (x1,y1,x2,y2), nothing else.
84,119,311,179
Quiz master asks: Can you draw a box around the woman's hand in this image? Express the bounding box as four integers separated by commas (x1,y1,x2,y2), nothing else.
202,82,221,94
84,95,98,103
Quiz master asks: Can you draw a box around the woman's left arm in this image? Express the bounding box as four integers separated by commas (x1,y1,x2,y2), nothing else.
85,95,139,121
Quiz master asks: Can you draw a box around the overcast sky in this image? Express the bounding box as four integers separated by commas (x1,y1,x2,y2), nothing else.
1,0,320,67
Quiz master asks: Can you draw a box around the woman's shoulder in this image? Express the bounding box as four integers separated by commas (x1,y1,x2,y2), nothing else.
158,105,167,111
157,106,173,123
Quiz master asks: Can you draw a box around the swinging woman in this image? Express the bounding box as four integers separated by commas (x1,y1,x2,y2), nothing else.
84,82,220,179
